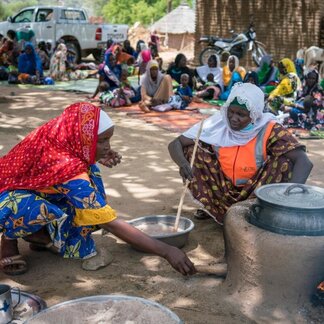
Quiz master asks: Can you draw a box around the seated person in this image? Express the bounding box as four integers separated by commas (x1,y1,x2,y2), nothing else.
90,52,122,99
122,39,136,57
168,82,313,222
256,55,278,92
284,70,323,128
167,73,193,110
268,58,301,114
195,54,223,91
18,42,43,84
99,68,136,107
195,72,222,101
166,53,194,89
36,41,50,70
243,70,260,86
139,60,173,113
220,55,246,100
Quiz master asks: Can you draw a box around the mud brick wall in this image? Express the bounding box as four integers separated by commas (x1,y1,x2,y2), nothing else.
194,0,324,67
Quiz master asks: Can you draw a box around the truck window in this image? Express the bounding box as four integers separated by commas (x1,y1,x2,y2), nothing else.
13,9,34,23
60,10,86,21
36,9,53,22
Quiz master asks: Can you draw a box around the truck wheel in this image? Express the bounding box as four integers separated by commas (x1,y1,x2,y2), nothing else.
65,41,81,64
199,47,222,65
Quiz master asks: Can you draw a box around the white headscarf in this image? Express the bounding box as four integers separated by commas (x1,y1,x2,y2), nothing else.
182,83,276,147
98,109,114,134
140,60,164,97
196,54,223,90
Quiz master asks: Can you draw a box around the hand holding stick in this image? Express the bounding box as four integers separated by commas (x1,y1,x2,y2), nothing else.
174,119,204,231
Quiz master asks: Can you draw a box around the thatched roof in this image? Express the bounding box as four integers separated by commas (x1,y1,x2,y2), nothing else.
150,3,195,34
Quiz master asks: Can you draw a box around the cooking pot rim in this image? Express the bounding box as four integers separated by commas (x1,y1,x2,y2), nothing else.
254,183,324,210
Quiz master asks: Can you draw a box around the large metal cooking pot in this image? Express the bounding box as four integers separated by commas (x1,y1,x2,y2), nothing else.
248,183,324,236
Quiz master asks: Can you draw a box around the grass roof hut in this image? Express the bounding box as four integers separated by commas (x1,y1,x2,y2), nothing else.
150,2,195,50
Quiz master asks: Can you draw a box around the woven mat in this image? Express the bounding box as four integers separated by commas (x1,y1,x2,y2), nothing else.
110,102,219,132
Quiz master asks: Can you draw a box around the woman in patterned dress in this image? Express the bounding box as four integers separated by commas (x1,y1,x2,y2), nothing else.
168,83,313,223
0,102,196,276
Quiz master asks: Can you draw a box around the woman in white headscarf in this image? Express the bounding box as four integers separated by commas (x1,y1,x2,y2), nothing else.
169,83,313,223
220,55,246,100
139,60,173,112
0,102,196,276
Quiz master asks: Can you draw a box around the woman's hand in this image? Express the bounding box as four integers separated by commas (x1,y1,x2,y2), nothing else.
102,219,196,276
164,245,196,276
99,150,122,168
179,161,193,183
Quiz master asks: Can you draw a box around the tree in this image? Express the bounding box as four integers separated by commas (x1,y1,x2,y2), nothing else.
102,0,193,26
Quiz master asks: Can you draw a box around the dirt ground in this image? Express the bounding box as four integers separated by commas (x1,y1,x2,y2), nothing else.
0,86,324,324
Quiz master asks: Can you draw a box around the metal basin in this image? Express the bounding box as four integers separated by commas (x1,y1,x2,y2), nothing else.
128,215,195,248
26,295,183,324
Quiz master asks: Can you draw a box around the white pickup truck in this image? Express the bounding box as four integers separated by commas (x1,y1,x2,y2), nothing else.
0,6,128,62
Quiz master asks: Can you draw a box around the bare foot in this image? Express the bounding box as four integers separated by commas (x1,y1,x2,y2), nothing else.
82,248,114,271
139,102,151,113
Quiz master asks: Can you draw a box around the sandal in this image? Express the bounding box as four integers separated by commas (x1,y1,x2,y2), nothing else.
194,209,211,220
0,254,28,276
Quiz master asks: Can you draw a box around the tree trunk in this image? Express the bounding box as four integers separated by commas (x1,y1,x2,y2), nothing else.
167,0,172,13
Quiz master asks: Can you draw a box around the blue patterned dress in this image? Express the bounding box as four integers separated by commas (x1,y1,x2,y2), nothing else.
0,164,116,259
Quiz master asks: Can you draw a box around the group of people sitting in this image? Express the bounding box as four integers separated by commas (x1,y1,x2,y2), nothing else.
1,29,322,130
88,38,323,131
0,29,97,85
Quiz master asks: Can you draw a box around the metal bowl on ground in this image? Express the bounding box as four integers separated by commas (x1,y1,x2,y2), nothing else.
26,295,183,324
127,215,195,248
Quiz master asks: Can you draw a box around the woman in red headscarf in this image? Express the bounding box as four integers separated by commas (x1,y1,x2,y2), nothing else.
0,102,196,276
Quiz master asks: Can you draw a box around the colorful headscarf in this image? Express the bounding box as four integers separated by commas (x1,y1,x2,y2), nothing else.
279,58,297,77
183,83,275,147
0,102,103,193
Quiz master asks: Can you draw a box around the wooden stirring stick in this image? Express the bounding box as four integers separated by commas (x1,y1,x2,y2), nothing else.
174,119,205,231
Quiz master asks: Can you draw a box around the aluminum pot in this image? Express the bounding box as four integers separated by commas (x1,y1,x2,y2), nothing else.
248,183,324,236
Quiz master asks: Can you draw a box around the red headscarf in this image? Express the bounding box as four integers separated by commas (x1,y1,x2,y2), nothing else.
0,102,100,193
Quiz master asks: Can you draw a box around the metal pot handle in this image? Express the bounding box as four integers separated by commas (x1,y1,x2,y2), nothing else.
284,184,309,196
11,287,21,309
250,203,263,220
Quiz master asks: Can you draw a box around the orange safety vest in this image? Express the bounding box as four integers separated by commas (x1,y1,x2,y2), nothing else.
213,121,276,187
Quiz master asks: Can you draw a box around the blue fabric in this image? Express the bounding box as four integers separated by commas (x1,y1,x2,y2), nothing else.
0,164,107,259
177,85,193,97
100,52,122,90
18,42,43,76
220,71,243,100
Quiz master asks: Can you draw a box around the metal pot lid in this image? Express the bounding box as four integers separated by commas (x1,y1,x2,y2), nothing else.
254,183,324,209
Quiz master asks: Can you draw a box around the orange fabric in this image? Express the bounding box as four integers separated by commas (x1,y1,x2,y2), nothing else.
218,122,275,186
0,102,100,193
112,45,133,65
223,66,246,86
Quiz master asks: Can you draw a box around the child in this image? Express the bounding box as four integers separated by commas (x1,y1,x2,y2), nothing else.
97,81,114,106
114,68,135,106
168,73,193,110
99,70,136,107
194,72,221,101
